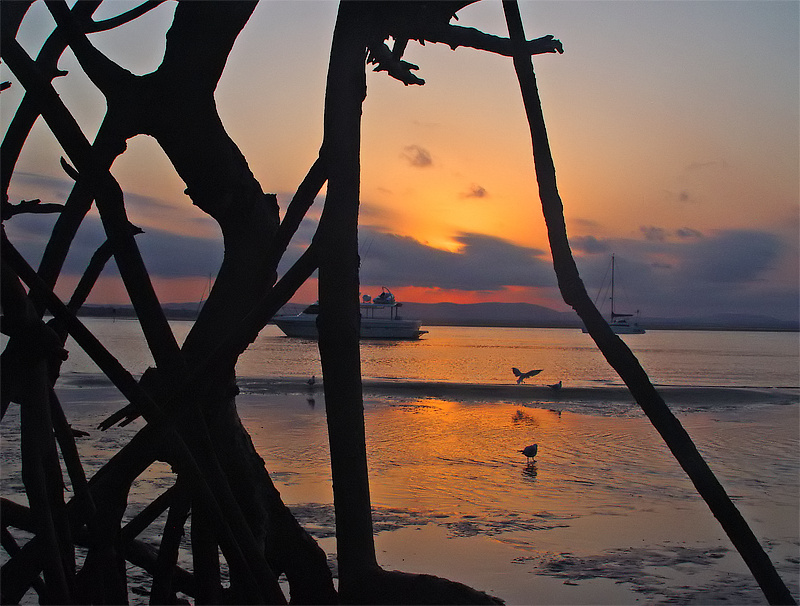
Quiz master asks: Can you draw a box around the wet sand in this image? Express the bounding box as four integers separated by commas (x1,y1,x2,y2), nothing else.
236,375,800,406
3,378,798,604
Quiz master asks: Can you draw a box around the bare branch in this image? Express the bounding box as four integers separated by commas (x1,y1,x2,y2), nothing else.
46,0,137,97
84,1,168,33
502,2,793,604
418,24,563,56
2,199,64,219
368,41,424,85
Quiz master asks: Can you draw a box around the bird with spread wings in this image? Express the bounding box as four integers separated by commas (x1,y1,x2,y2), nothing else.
512,367,542,384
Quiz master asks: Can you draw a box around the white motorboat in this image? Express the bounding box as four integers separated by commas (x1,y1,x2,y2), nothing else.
583,255,646,335
274,288,427,340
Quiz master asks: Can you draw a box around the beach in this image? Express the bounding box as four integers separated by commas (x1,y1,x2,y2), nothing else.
2,324,798,603
3,373,797,605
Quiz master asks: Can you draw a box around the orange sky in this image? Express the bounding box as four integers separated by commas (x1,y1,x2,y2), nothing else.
2,1,798,319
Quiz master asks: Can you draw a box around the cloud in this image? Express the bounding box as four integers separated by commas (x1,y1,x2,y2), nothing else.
681,229,782,284
401,145,432,167
573,228,796,319
5,197,794,321
10,171,76,203
461,184,488,199
571,218,600,229
3,211,223,279
675,227,703,239
278,219,795,319
137,226,223,277
359,230,553,292
640,226,666,242
639,226,704,242
571,235,610,254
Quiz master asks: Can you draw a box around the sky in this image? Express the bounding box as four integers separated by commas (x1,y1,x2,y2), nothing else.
2,0,798,321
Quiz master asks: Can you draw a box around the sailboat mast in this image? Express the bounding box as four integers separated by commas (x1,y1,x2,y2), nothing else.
610,253,616,318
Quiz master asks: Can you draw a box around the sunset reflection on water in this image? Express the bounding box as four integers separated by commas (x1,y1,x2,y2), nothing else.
241,392,797,603
8,320,795,603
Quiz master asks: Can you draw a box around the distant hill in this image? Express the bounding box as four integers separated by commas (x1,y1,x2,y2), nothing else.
77,302,798,331
399,303,798,331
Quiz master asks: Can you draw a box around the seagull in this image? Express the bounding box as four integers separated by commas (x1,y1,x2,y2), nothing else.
520,444,538,463
512,368,542,384
547,380,562,391
306,375,316,386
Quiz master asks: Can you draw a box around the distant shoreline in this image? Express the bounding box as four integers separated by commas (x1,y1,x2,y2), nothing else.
73,306,799,332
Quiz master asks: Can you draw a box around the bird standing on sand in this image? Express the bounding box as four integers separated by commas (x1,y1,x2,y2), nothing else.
306,375,315,386
547,380,562,391
512,367,542,384
520,444,538,463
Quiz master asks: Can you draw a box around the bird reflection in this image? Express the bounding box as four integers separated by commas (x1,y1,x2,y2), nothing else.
522,462,538,481
306,397,316,408
512,409,536,424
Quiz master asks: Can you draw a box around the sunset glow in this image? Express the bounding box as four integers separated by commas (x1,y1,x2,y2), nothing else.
2,0,797,320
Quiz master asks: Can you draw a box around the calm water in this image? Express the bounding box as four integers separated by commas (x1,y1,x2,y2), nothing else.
3,320,799,603
57,320,800,388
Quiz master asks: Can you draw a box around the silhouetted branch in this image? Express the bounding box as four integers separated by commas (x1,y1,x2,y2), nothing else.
420,25,562,56
2,235,286,604
0,527,48,603
273,157,327,262
1,1,98,210
2,497,196,600
47,0,138,98
316,3,376,585
1,198,64,219
191,496,222,604
120,485,178,545
150,479,191,604
1,265,72,602
368,42,424,85
65,226,143,315
49,389,95,522
2,35,184,377
0,526,46,603
84,0,167,33
502,2,795,604
124,539,196,599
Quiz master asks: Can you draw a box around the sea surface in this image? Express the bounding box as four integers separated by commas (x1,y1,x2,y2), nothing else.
55,320,800,389
2,320,799,604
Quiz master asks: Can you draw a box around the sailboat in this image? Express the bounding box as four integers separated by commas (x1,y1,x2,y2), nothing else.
583,254,646,334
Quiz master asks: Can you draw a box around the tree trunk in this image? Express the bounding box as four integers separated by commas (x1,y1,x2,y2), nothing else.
315,0,379,586
502,3,795,604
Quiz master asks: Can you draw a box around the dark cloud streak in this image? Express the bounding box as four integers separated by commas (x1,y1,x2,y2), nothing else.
359,231,552,292
461,184,488,199
401,145,432,167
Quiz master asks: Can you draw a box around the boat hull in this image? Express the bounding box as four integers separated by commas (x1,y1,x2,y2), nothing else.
609,324,645,335
274,315,427,340
582,322,646,335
